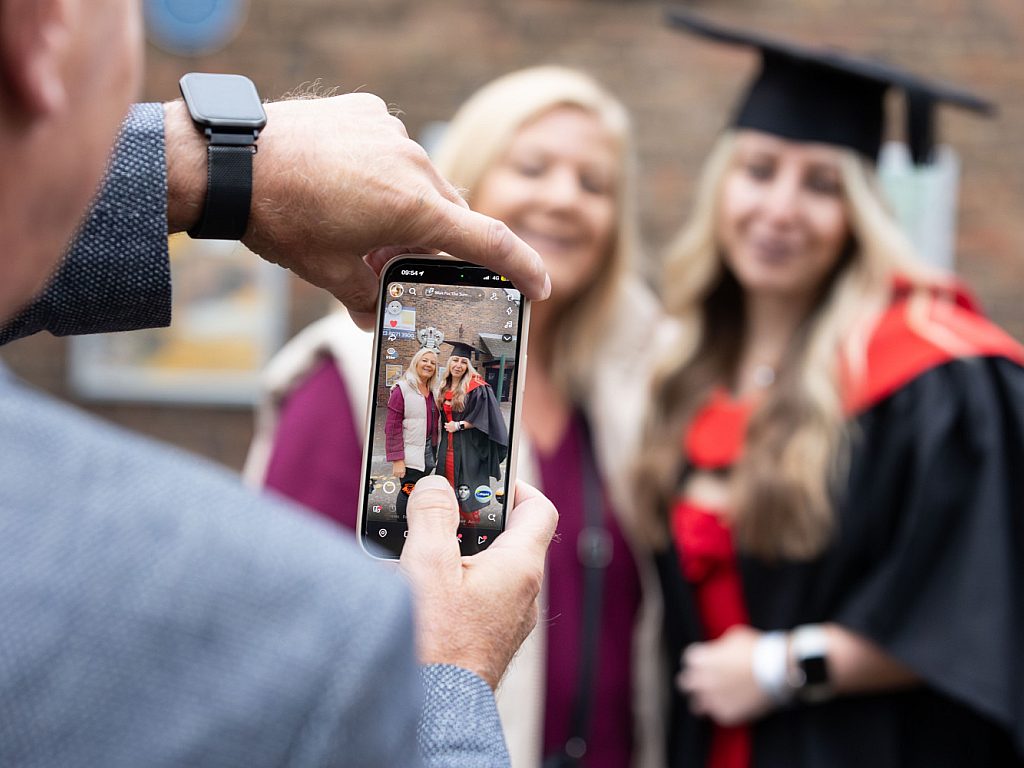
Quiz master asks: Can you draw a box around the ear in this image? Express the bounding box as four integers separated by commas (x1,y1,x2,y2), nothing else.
0,0,72,117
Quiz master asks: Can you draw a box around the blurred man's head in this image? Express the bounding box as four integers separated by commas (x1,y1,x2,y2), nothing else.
0,0,142,322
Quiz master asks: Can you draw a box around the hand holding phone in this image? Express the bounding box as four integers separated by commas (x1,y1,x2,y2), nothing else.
400,476,557,689
359,255,530,558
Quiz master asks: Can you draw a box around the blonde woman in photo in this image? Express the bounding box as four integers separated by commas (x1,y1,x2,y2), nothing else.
385,346,440,520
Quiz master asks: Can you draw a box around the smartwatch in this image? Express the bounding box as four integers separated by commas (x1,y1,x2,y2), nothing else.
789,624,834,703
179,73,267,240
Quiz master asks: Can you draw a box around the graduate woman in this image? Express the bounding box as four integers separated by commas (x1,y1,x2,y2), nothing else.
636,11,1024,768
434,340,507,526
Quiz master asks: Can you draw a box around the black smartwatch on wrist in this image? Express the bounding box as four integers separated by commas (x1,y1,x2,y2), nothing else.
179,73,266,241
789,624,834,703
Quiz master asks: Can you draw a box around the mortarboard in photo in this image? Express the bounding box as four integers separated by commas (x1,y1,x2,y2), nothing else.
442,340,484,359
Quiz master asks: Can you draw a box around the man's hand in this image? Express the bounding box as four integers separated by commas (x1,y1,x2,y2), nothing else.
392,459,406,479
164,94,549,326
399,476,557,690
677,625,776,727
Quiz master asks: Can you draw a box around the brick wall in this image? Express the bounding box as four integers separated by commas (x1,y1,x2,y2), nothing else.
375,284,521,408
4,0,1021,470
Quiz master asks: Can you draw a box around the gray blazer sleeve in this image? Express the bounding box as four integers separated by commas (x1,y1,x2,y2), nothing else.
0,103,171,345
419,665,512,766
0,367,511,767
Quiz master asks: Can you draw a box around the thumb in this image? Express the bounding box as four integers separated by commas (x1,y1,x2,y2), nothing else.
400,475,462,572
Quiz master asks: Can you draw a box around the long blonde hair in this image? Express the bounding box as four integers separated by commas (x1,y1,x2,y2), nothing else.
431,66,642,400
440,355,482,413
638,131,944,560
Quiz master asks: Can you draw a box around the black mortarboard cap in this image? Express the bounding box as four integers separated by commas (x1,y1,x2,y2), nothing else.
443,340,483,359
665,8,994,164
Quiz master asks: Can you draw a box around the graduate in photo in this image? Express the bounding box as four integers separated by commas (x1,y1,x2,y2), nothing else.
436,340,508,525
636,10,1024,768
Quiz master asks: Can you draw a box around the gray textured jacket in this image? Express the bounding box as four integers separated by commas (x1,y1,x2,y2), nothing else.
0,104,509,766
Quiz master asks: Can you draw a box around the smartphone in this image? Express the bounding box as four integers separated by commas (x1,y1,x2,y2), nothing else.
358,254,530,559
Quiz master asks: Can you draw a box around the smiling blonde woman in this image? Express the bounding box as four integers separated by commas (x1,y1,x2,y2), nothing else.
247,66,667,767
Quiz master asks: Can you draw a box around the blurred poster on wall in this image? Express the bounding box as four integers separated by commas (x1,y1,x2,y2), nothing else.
385,364,403,388
144,0,250,57
70,234,288,406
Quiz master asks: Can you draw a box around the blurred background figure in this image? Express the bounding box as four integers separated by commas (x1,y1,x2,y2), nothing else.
247,65,667,767
432,67,665,767
636,10,1024,768
244,306,371,529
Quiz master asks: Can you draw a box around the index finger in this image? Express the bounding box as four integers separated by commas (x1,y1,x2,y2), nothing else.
434,204,551,301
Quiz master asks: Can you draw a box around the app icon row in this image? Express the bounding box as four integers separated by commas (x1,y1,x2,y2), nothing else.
373,526,490,546
370,477,495,505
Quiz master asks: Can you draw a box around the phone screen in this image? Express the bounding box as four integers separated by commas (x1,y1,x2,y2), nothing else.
360,256,528,558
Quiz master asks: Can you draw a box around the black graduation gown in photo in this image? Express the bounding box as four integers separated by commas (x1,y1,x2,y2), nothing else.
438,376,508,515
659,295,1024,768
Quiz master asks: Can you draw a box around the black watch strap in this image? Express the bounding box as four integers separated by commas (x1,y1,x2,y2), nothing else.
188,143,255,241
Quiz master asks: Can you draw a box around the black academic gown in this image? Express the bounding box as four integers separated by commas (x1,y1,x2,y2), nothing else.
660,298,1024,768
438,378,508,514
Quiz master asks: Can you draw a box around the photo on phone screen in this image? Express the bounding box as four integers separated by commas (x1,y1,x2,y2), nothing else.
359,255,529,559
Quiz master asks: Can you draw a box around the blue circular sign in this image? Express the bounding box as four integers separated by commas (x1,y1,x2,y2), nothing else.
144,0,249,57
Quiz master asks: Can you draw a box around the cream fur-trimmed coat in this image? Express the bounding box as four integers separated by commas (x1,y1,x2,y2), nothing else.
245,283,671,768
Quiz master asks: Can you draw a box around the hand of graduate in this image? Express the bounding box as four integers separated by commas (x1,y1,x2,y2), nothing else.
392,459,406,479
677,625,777,727
399,476,557,690
164,94,550,328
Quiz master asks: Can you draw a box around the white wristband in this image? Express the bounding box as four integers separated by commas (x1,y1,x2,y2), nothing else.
751,631,793,704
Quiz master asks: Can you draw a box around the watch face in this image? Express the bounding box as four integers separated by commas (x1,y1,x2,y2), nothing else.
180,73,266,129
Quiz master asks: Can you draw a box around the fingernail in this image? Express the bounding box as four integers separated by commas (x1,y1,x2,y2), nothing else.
542,273,551,300
412,475,450,492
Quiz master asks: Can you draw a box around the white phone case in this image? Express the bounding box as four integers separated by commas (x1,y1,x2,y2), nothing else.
356,253,530,560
